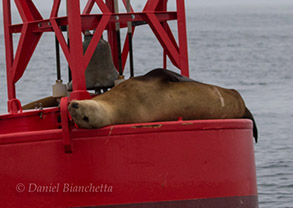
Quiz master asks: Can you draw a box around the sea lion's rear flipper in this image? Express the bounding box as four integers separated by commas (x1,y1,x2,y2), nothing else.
143,68,195,82
22,96,59,110
243,107,258,143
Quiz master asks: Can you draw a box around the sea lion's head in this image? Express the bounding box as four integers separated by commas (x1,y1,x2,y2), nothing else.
68,100,111,128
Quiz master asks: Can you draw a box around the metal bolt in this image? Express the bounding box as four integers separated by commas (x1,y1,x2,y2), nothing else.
38,104,44,119
39,111,43,119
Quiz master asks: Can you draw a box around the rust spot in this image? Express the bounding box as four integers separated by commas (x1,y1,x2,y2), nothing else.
132,124,162,129
181,122,193,126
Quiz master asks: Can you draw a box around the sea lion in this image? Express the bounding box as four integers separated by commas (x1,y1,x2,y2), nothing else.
22,96,59,110
68,32,118,90
68,68,258,142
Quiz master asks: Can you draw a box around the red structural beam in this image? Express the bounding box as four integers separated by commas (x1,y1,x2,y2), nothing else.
3,0,189,113
9,13,177,34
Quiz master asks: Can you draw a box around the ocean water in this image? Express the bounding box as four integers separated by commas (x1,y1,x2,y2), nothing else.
0,3,293,208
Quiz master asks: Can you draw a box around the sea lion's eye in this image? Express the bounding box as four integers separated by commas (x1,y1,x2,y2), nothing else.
83,116,89,122
71,102,79,109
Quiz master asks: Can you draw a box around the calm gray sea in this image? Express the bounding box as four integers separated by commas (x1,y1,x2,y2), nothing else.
0,3,292,208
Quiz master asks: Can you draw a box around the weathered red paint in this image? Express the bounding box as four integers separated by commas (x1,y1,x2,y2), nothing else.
0,117,257,207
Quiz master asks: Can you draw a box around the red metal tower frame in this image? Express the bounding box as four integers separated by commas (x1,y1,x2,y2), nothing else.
3,0,189,114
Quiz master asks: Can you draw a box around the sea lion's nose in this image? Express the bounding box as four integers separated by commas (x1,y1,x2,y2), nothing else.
71,102,79,109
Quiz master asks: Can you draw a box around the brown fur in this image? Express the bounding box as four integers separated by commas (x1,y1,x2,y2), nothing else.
22,96,59,110
69,68,251,130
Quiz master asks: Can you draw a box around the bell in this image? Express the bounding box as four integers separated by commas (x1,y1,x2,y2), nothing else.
68,31,118,91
